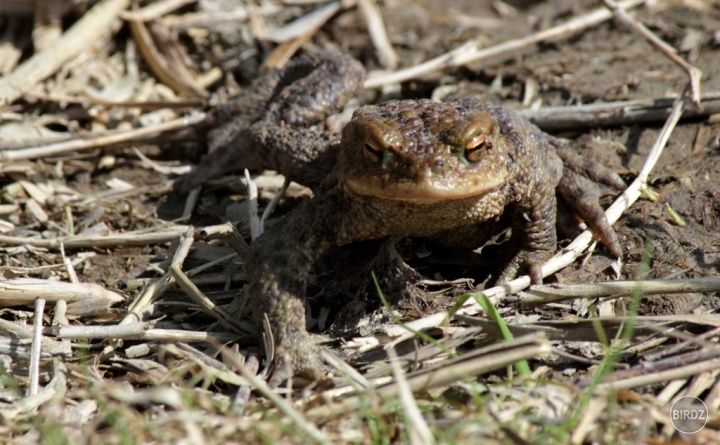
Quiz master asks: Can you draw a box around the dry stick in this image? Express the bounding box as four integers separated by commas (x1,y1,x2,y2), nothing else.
169,264,253,334
594,358,720,392
517,277,720,305
386,345,434,445
265,0,346,43
357,0,398,70
128,17,205,98
0,278,123,308
370,88,689,342
0,113,205,162
124,226,195,318
260,178,290,227
602,0,703,105
120,0,196,22
57,324,239,343
244,170,263,240
200,222,250,262
0,0,130,107
29,298,46,397
59,243,79,284
363,0,646,88
522,91,720,131
306,334,550,420
0,225,190,249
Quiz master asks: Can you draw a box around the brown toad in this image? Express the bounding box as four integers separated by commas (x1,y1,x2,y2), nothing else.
182,52,625,385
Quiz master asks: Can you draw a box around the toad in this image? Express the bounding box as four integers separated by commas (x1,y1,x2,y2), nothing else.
182,52,625,385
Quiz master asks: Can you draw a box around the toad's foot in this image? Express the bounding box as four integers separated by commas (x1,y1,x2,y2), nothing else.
268,332,329,388
558,169,623,257
553,143,626,258
497,248,554,285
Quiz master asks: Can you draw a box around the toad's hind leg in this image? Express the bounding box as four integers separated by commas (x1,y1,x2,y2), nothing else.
178,52,365,192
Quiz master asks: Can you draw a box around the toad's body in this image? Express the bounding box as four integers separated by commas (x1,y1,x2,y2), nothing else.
184,52,624,385
248,97,565,384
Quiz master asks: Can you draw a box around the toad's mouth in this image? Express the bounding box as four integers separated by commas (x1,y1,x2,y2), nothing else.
342,174,506,203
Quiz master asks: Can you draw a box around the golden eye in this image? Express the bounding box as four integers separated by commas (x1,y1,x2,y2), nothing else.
363,139,383,164
464,134,487,163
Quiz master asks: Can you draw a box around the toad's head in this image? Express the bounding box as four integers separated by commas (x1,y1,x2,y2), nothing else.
336,99,511,203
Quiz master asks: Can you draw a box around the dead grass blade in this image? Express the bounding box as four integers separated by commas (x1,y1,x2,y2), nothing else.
0,224,190,249
386,345,434,445
29,298,46,396
307,334,551,420
0,0,130,107
170,264,254,334
517,277,720,304
522,91,720,131
0,113,205,162
0,278,124,315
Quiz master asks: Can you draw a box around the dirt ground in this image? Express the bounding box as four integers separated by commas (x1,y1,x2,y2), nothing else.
1,0,720,443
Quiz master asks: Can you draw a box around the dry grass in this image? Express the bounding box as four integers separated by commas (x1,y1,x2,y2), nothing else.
1,0,719,443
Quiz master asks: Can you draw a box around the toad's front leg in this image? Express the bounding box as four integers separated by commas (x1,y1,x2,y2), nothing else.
498,149,563,284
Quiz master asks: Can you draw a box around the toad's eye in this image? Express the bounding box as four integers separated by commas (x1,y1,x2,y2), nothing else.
453,133,490,165
465,134,488,163
363,140,384,164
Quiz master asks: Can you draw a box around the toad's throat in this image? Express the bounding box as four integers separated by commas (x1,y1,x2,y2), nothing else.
343,175,506,203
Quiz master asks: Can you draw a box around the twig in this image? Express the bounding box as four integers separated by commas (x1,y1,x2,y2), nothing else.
306,334,550,420
243,170,262,240
0,278,124,312
386,345,434,444
602,0,702,105
200,222,250,263
169,264,254,334
265,0,347,43
0,0,130,107
124,226,195,317
56,325,240,343
364,0,646,88
522,91,720,131
260,178,290,227
0,113,205,162
593,358,720,391
0,224,190,249
29,298,46,397
516,277,720,305
357,0,398,70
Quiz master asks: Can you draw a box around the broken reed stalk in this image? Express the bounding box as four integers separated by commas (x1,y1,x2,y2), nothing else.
523,91,720,131
0,114,205,162
0,278,124,315
0,0,131,107
169,264,253,334
29,298,46,396
517,277,720,304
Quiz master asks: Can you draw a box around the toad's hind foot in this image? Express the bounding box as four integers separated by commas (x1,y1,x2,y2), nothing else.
267,333,329,388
